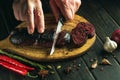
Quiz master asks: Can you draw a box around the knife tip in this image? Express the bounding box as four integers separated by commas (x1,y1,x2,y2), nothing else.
50,50,54,55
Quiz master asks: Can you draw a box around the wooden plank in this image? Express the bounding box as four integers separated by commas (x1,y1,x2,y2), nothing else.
98,0,120,26
0,63,62,80
0,67,24,80
78,0,120,42
0,54,62,80
41,0,52,13
82,37,120,80
0,1,12,40
0,66,27,80
77,0,120,80
0,50,62,80
0,0,21,40
53,57,95,80
113,47,120,64
44,65,62,80
97,0,120,67
0,0,120,80
0,7,9,40
0,67,10,80
9,71,25,80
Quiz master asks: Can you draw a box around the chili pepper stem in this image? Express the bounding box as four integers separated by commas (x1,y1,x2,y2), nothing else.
27,72,38,78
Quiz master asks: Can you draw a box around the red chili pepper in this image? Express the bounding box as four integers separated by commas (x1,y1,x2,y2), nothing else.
0,61,27,75
0,61,38,78
0,55,34,71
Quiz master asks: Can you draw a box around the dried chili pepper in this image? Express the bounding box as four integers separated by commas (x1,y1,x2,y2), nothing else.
0,61,38,78
38,70,49,79
64,66,72,74
0,55,34,71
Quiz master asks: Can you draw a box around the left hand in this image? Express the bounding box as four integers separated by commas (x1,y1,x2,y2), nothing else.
13,0,45,34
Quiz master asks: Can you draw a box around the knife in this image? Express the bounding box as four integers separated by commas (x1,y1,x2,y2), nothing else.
50,17,64,55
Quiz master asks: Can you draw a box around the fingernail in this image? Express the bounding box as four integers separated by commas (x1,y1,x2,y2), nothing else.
67,14,74,20
38,27,44,33
28,28,34,34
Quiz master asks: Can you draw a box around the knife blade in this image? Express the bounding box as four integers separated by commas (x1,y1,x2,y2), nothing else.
50,17,64,55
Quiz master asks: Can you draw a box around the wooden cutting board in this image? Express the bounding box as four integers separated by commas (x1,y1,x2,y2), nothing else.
0,14,96,61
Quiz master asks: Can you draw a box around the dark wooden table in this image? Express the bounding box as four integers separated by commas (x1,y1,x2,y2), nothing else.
0,0,120,80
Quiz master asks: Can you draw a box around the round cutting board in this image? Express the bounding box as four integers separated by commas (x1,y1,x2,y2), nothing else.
0,14,96,61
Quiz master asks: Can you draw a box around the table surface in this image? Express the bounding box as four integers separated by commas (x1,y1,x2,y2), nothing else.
0,0,120,80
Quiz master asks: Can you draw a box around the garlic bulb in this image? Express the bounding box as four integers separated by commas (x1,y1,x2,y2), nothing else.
104,37,117,52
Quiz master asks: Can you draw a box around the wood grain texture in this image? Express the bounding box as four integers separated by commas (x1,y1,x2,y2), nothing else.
79,0,120,80
0,14,96,61
0,0,120,80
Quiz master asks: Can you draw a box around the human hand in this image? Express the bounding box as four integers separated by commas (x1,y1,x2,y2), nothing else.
13,0,45,34
49,0,81,21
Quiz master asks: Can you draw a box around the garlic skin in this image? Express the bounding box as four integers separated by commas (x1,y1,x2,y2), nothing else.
104,37,117,52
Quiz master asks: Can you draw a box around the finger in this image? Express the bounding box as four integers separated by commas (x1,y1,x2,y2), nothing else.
27,1,34,34
34,1,45,33
74,0,81,12
49,0,60,22
12,2,20,20
19,2,28,21
55,0,74,20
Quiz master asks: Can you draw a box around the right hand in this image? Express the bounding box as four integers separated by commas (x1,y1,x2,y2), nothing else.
49,0,81,21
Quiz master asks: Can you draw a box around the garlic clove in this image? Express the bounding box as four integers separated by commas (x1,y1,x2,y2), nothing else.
103,37,117,53
91,61,98,69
